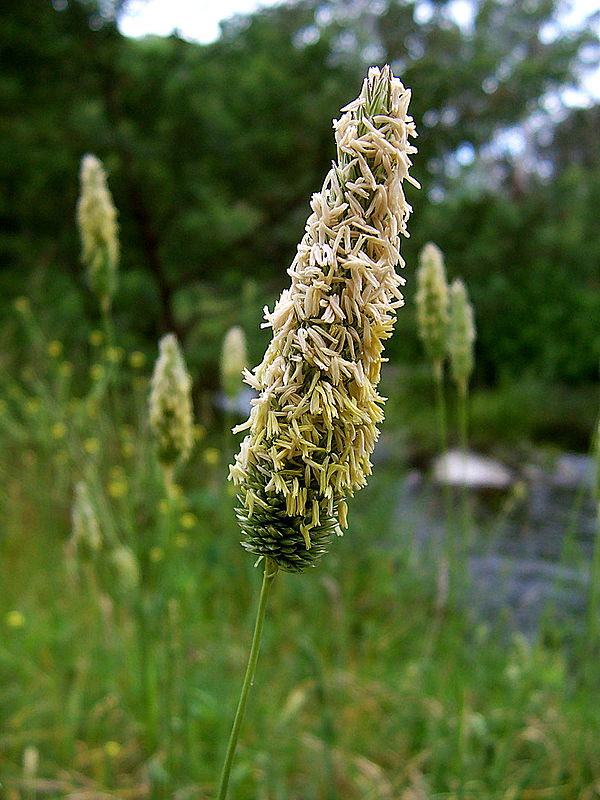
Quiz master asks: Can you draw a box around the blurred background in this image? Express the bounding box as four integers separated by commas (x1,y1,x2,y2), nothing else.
1,1,600,798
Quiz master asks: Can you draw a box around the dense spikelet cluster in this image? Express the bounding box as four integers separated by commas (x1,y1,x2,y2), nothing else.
415,243,449,369
448,278,476,395
229,66,418,572
221,326,248,400
77,154,119,312
149,334,194,468
71,480,101,552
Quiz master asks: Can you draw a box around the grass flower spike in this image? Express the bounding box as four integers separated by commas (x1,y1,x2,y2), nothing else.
416,242,449,373
229,66,418,572
448,278,476,396
77,154,119,313
221,326,248,401
149,333,194,468
71,480,101,552
111,545,140,591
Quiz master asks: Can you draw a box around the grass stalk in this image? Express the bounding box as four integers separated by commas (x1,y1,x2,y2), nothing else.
433,360,455,603
101,307,123,428
457,383,470,574
561,407,600,565
589,506,600,648
217,557,278,800
587,418,600,654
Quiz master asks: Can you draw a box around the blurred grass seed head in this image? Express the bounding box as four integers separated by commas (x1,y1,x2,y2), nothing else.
149,333,194,468
77,154,119,313
221,325,248,400
415,242,449,369
71,480,102,552
448,277,476,394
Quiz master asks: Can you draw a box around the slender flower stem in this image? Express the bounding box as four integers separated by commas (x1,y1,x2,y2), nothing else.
101,307,122,428
217,557,278,800
434,360,455,602
589,505,600,648
457,383,470,570
562,408,600,565
588,418,600,654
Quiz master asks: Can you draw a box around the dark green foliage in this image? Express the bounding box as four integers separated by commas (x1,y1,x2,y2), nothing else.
0,0,599,393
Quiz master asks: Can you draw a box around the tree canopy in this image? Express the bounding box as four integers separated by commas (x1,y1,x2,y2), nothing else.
1,0,599,382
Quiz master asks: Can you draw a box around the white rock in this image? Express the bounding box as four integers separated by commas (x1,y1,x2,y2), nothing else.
433,449,513,489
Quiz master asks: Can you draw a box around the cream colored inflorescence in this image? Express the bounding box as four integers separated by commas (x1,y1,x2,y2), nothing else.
111,546,140,591
448,278,476,395
77,154,119,312
221,326,248,401
149,333,194,468
71,480,102,552
415,242,449,371
230,66,418,572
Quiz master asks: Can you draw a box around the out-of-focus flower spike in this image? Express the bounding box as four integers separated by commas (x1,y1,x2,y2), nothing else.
77,154,119,313
149,333,194,469
71,480,102,552
448,278,476,396
416,242,449,373
221,326,248,402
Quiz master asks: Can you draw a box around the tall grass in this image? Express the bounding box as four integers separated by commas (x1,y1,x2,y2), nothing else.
2,294,600,798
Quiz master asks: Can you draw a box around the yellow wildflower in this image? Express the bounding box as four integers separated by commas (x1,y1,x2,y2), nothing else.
158,499,169,514
48,340,63,358
90,363,104,381
52,422,67,439
105,346,124,364
129,351,146,369
108,479,128,499
6,610,25,629
14,296,30,314
121,441,135,459
180,512,197,529
105,741,121,758
89,329,103,347
25,398,39,415
83,437,99,455
203,447,220,466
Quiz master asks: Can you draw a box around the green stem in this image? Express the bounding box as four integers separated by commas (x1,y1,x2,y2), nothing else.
217,558,278,800
434,361,455,600
589,505,600,648
161,465,177,785
588,414,600,653
457,383,469,569
101,307,122,428
562,407,600,565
